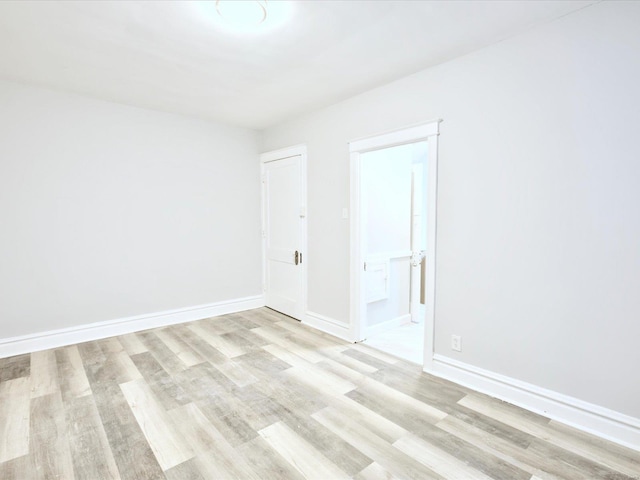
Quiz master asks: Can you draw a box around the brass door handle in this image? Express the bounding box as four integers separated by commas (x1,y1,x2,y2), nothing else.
294,250,299,265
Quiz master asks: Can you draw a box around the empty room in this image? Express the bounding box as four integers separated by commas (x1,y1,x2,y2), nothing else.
1,1,639,479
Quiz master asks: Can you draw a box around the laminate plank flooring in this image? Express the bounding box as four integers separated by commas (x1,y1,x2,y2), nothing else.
0,307,638,479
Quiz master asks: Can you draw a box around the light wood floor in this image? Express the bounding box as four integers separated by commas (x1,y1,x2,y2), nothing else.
0,307,638,480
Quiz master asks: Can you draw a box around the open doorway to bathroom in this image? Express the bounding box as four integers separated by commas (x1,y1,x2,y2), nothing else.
359,142,427,364
349,121,440,368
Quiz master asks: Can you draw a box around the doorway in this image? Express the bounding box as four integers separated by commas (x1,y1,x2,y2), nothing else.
349,122,440,369
260,145,307,321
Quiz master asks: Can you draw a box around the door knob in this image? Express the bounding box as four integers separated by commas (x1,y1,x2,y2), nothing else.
294,251,299,265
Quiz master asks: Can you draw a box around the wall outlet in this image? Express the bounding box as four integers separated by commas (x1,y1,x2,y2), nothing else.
451,334,462,352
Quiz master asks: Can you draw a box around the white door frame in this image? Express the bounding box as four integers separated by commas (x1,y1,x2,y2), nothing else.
349,121,441,371
260,144,308,320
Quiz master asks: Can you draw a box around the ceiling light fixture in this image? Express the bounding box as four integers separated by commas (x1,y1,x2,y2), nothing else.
215,0,268,28
194,1,292,34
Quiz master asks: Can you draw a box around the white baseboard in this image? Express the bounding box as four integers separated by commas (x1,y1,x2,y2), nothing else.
304,311,351,342
429,354,640,451
365,313,411,338
0,295,265,359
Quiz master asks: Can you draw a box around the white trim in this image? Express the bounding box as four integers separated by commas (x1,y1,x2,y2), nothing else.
0,295,265,359
260,144,308,322
304,311,351,342
260,144,307,163
422,129,439,371
349,120,441,361
430,354,640,451
349,121,441,153
349,147,363,342
365,250,412,261
364,313,411,338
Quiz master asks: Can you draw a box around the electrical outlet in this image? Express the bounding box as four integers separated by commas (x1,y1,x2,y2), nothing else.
451,335,462,352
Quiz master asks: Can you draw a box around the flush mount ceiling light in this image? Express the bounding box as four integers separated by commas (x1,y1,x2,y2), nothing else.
194,0,292,34
215,0,268,28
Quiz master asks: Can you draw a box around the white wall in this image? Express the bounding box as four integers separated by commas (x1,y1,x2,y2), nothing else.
262,1,640,419
0,80,262,339
362,145,412,256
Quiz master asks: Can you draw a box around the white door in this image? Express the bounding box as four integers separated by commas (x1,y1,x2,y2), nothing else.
410,161,427,323
263,154,305,320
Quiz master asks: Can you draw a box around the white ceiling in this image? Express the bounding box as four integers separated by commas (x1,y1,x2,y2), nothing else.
0,0,595,129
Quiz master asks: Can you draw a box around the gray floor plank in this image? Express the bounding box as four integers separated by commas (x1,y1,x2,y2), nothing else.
65,395,120,479
29,392,75,480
